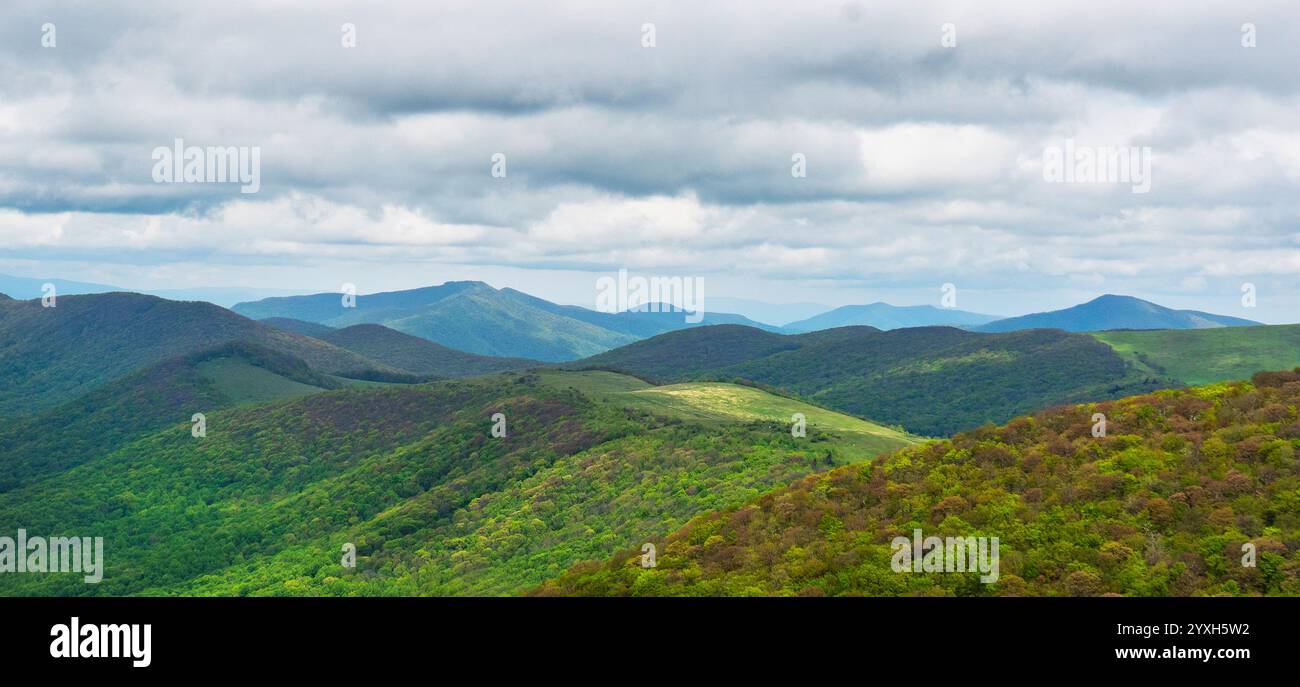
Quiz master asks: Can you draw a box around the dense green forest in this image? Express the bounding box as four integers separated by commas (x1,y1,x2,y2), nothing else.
0,292,391,416
5,289,1297,599
0,370,914,596
577,325,1169,436
0,342,345,492
316,324,537,378
537,370,1300,596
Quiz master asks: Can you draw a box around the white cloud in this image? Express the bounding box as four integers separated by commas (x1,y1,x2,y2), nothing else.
1,0,1299,321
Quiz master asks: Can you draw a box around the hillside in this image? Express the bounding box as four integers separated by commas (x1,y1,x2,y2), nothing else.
1091,325,1300,386
976,294,1260,333
0,292,391,417
536,369,1300,597
232,281,778,361
260,317,338,338
234,281,637,360
0,370,915,596
318,324,538,378
0,342,344,492
785,302,999,332
536,370,921,459
499,288,781,336
572,324,807,379
575,324,1169,436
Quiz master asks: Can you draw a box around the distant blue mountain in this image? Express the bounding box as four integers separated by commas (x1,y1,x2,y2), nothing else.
147,287,311,307
975,294,1260,333
705,297,832,327
0,273,121,299
232,281,779,361
784,302,1000,332
0,272,306,307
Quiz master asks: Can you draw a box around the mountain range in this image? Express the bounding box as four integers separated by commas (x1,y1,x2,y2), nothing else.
572,324,1170,435
0,361,921,595
0,292,387,417
537,368,1300,597
784,302,1001,331
231,281,778,361
0,272,306,308
5,270,1267,360
974,294,1260,332
1,282,1298,597
231,284,1265,362
0,291,542,418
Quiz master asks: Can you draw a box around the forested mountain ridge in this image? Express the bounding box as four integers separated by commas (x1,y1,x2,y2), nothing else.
0,292,391,417
574,324,1171,435
233,281,778,361
0,342,350,493
536,369,1300,597
316,323,538,377
0,370,917,596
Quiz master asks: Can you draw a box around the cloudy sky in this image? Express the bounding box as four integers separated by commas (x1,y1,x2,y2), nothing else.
1,0,1298,321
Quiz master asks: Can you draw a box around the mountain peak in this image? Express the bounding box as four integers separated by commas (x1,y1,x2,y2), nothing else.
1089,294,1150,305
785,301,999,332
977,294,1259,333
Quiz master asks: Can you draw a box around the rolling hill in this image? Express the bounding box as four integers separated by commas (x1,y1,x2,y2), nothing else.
536,369,1300,597
976,294,1260,333
573,324,806,379
316,324,538,378
0,370,917,596
232,281,778,362
0,292,392,417
572,324,1170,436
535,370,921,459
260,317,338,338
1091,324,1300,386
0,341,347,492
785,302,1000,332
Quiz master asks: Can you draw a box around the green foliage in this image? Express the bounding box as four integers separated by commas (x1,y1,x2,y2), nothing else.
318,324,537,378
1092,325,1300,386
0,342,341,492
0,293,394,417
574,325,801,380
579,325,1170,436
535,370,920,458
536,370,1300,597
0,371,911,596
